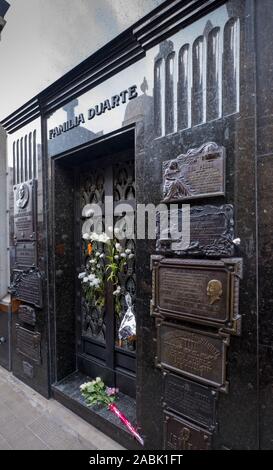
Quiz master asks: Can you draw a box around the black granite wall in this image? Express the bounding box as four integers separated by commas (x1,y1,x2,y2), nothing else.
256,0,273,451
136,0,259,449
12,0,272,449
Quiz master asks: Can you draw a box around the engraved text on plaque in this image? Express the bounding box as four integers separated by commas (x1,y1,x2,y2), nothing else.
156,321,229,391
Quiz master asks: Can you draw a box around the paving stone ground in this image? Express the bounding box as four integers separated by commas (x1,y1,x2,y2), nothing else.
0,366,124,450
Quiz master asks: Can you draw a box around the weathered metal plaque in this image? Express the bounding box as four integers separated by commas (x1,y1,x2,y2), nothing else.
151,256,242,335
156,204,235,257
164,411,212,450
16,324,41,364
163,142,225,202
18,305,37,326
163,373,217,430
22,361,34,379
15,242,37,268
156,321,229,391
11,269,43,308
14,180,37,241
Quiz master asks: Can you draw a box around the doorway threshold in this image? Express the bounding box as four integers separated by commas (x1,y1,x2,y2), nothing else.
52,371,142,450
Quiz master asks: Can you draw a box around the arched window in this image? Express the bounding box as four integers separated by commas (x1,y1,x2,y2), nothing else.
207,27,220,121
165,52,175,134
177,44,190,130
223,18,240,116
192,36,204,126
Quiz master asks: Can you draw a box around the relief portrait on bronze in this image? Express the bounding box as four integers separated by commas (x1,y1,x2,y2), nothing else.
15,183,29,209
207,279,223,305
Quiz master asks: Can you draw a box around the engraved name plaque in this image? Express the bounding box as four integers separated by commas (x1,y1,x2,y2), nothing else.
11,269,43,308
156,204,235,257
156,321,229,391
16,324,41,364
18,305,37,326
14,180,37,241
15,242,37,268
151,256,243,335
163,142,225,202
164,411,212,450
163,373,217,430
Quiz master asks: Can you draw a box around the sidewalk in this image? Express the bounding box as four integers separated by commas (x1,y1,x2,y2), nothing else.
0,366,124,450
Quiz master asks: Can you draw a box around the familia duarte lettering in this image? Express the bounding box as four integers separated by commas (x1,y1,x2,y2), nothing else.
49,85,138,140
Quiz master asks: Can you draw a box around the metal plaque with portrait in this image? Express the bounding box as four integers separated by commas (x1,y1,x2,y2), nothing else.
151,256,242,335
14,179,37,241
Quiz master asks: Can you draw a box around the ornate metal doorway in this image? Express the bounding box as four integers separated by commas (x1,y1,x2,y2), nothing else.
74,151,136,397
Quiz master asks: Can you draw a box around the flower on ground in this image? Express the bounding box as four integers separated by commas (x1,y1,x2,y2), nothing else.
128,253,135,259
106,387,119,396
125,248,131,255
80,382,91,391
82,233,90,240
80,377,118,407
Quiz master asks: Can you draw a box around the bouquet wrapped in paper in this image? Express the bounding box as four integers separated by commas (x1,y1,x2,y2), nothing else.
80,377,143,446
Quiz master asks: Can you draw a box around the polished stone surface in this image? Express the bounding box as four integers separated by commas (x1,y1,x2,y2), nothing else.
5,0,273,450
54,371,137,431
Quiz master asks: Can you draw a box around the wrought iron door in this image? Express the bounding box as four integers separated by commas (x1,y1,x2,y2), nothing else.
75,152,136,397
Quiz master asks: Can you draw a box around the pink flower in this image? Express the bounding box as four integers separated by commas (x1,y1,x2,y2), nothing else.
106,387,119,396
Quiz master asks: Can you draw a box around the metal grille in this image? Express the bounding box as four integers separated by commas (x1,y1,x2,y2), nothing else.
13,130,37,184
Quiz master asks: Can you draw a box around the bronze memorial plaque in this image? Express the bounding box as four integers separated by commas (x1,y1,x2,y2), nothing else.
16,324,41,364
11,269,43,308
151,256,242,335
156,321,229,391
15,242,37,268
163,373,217,430
164,411,212,450
14,180,37,241
156,204,235,257
18,305,37,326
163,142,225,202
